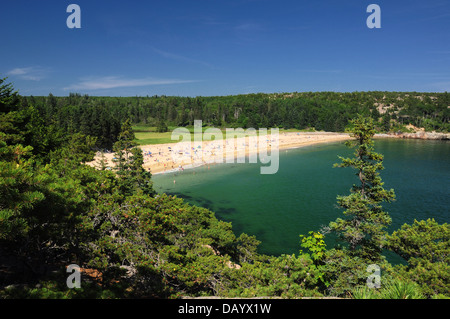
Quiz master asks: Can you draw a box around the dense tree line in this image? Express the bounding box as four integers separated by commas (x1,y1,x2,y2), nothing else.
21,93,123,150
23,91,449,152
1,78,449,299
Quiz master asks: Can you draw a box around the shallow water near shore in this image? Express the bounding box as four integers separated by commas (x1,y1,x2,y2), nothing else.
153,139,450,263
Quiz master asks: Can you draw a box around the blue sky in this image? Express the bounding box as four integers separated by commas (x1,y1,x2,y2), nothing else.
1,0,450,96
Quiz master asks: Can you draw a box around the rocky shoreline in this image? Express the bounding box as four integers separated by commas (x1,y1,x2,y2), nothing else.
375,131,450,140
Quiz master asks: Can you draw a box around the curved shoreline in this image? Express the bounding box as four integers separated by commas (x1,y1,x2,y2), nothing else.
87,132,352,175
87,131,448,175
145,132,352,175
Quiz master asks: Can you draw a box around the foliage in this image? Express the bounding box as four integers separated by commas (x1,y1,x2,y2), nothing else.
351,278,425,299
112,119,156,197
0,143,44,242
112,118,137,174
319,248,370,297
380,279,425,299
322,116,397,297
299,231,329,289
387,219,449,263
300,231,327,261
82,193,243,297
219,254,323,298
386,219,449,297
0,77,19,114
329,116,395,262
156,120,169,133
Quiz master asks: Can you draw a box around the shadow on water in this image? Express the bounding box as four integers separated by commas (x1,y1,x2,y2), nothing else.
165,192,238,222
165,192,194,200
166,192,214,207
214,207,238,220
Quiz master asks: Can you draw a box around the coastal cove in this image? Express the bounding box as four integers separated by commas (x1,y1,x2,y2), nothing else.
153,138,450,262
3,0,450,299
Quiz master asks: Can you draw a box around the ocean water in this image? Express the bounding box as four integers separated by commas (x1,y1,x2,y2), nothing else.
152,139,450,261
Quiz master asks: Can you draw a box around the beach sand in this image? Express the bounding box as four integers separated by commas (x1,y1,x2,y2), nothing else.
87,132,351,175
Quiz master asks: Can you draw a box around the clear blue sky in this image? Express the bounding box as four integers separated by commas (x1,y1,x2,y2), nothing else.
1,0,449,96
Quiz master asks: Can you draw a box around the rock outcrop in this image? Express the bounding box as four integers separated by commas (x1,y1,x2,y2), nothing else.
375,132,449,140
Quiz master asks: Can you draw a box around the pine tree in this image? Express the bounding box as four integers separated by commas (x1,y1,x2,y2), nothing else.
0,77,19,113
329,115,395,262
112,119,155,196
129,147,156,196
96,150,109,170
382,113,391,132
0,142,43,241
112,119,137,175
156,119,168,133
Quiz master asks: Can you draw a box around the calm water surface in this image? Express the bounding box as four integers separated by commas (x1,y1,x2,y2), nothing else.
153,139,450,261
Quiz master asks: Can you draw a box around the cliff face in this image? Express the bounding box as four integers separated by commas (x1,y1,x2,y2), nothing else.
375,132,450,140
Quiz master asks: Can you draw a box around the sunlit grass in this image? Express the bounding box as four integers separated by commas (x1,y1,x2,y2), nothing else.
133,125,280,146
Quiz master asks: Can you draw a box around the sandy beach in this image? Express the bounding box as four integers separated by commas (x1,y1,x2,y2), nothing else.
88,132,351,175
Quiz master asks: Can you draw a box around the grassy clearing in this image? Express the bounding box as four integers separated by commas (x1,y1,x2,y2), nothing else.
132,125,283,146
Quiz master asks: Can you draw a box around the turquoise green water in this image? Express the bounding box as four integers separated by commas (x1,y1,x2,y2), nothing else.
153,139,450,261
